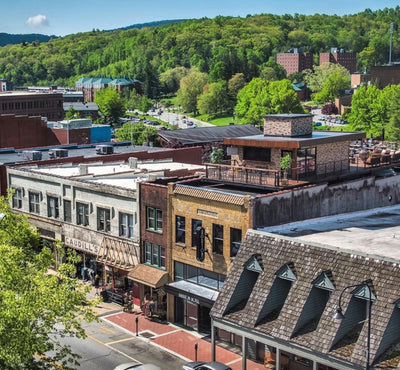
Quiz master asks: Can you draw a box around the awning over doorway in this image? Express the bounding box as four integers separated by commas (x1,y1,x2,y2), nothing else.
127,264,169,288
164,280,219,308
96,236,139,270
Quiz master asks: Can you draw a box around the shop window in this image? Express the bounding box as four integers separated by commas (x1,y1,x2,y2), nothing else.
119,212,134,238
144,242,166,269
64,200,71,222
230,228,242,257
176,215,186,243
76,202,89,226
47,196,59,218
146,207,162,233
97,207,110,232
212,224,224,255
29,192,40,214
191,219,202,247
12,188,23,209
297,147,316,174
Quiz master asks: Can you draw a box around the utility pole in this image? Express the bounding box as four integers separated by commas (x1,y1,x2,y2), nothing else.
389,22,394,66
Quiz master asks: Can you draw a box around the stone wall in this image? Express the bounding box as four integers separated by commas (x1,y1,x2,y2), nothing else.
253,174,400,227
316,141,350,175
264,115,312,137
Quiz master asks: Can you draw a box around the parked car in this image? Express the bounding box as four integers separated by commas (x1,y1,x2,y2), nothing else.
114,363,162,370
182,361,232,370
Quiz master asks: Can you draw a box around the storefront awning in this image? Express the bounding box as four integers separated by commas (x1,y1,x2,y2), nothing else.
164,280,219,308
127,264,169,288
96,236,140,270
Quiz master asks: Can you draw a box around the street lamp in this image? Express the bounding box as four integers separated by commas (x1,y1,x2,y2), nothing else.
333,280,373,370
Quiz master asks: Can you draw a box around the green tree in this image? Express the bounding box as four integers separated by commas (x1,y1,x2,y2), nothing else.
235,78,304,126
197,81,230,116
115,122,159,145
159,66,189,95
177,69,208,114
347,85,384,136
228,73,246,103
64,105,80,120
313,70,351,103
385,85,400,141
0,193,97,369
94,87,126,125
304,62,350,97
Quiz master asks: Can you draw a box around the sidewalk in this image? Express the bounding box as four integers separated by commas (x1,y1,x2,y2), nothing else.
87,287,265,370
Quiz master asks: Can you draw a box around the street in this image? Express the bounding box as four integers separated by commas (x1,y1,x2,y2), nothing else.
52,318,186,370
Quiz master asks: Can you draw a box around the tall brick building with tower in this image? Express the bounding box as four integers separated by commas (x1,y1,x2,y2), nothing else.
276,48,314,76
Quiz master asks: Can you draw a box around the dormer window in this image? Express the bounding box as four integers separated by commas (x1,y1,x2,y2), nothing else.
291,271,334,338
255,263,296,326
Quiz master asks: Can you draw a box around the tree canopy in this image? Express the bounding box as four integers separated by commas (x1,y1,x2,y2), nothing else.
235,78,305,126
94,87,126,124
177,69,208,114
0,193,97,369
115,122,159,145
0,7,399,94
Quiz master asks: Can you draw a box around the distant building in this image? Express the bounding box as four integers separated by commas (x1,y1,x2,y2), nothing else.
0,91,63,120
75,77,142,102
276,49,313,76
352,65,400,89
320,48,357,73
63,102,99,121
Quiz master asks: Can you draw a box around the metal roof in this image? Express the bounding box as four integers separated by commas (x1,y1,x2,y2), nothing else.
158,124,262,145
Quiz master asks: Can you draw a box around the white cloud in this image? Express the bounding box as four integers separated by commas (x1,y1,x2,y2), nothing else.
26,14,49,28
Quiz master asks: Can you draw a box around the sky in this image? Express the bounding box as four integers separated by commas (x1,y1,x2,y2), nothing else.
1,0,399,37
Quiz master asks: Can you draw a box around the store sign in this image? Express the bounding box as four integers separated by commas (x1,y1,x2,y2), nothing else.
178,293,200,305
64,236,100,255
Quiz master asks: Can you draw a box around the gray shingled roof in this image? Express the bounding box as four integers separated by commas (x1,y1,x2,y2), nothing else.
211,229,400,368
158,124,262,145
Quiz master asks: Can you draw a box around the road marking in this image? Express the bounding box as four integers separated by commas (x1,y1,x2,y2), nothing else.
106,336,136,345
86,333,105,345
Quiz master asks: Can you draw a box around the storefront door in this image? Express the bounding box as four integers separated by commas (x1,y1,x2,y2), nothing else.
186,301,198,331
198,305,211,333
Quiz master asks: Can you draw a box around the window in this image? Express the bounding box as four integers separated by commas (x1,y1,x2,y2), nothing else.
230,228,242,257
12,188,23,209
29,192,40,214
119,212,133,238
64,200,71,222
47,196,59,218
146,207,162,232
144,242,166,269
97,207,110,232
243,147,271,162
191,219,202,247
176,216,186,243
76,202,89,226
212,224,224,255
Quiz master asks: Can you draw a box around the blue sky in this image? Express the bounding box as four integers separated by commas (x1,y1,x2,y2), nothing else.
1,0,399,36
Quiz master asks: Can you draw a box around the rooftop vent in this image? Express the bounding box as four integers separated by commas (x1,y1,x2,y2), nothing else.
79,163,88,175
128,157,138,169
95,145,114,155
23,150,42,161
49,148,68,159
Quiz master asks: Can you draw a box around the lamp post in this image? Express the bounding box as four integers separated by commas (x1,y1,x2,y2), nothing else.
333,281,373,370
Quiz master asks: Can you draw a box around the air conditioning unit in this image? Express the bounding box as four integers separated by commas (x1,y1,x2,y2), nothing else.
95,145,114,155
23,150,42,161
49,148,68,158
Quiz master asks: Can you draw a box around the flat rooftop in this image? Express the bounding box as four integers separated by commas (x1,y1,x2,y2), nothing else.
260,204,400,262
224,131,365,148
0,143,166,165
21,159,205,190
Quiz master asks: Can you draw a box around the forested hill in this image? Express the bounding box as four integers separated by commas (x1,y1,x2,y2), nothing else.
0,7,399,96
0,33,55,47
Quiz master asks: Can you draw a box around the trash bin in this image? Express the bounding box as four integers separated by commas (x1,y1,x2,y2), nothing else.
101,289,108,303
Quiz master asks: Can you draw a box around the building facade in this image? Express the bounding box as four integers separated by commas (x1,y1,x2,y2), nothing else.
0,91,64,120
165,180,253,332
277,49,314,76
319,48,357,74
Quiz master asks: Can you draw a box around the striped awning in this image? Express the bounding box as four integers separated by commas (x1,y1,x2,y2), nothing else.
96,236,140,270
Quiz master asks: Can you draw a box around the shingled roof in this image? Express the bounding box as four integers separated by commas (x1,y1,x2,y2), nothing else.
158,124,262,146
211,230,400,368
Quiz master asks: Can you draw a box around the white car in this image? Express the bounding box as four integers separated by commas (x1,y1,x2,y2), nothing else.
182,361,232,370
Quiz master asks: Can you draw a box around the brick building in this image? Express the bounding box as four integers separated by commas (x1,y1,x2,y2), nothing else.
0,91,63,120
276,49,314,76
352,65,400,89
320,48,357,73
